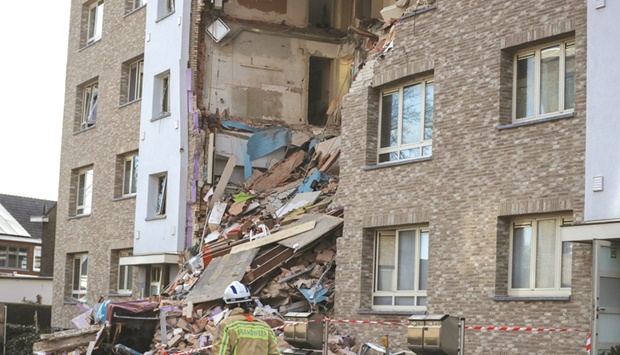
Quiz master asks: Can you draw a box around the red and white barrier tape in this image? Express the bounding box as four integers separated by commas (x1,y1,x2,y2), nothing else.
273,318,587,334
465,325,586,332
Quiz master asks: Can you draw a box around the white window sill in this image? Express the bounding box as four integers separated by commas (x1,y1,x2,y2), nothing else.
364,156,432,171
145,215,166,221
112,194,136,202
497,112,575,130
119,98,142,109
151,112,171,122
493,295,571,301
68,213,92,220
359,309,425,316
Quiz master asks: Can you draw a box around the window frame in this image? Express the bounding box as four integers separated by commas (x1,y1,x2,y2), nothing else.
160,73,170,117
33,246,42,272
512,39,575,123
0,246,29,270
155,174,167,216
127,59,144,103
72,253,89,301
122,154,139,196
130,0,146,12
372,226,429,311
87,0,104,44
76,167,94,216
81,82,98,129
118,250,133,295
508,214,573,297
377,77,434,164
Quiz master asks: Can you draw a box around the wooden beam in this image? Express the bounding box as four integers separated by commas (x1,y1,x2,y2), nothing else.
209,154,237,210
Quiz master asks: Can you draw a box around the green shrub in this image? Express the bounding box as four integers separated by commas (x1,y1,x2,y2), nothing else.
4,324,41,355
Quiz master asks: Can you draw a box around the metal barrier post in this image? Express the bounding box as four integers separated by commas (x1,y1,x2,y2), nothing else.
322,318,329,355
459,318,466,355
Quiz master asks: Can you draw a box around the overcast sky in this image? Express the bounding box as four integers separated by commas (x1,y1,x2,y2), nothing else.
0,1,71,201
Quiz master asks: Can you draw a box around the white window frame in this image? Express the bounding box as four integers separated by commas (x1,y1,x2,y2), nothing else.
118,250,133,295
81,82,98,129
508,214,573,297
160,73,170,117
33,246,42,272
72,253,88,301
378,77,434,164
150,265,162,296
122,154,139,196
131,0,146,12
87,1,104,44
512,40,575,122
372,226,429,311
77,167,94,216
155,174,167,215
127,59,144,103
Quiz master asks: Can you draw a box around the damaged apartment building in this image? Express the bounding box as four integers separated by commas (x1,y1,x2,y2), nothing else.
51,0,620,353
53,0,398,341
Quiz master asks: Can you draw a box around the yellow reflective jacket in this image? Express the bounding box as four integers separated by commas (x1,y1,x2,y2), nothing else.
212,308,280,355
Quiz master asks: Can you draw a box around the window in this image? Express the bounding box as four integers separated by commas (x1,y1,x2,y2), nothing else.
87,1,104,44
160,73,170,117
150,265,162,296
0,246,28,270
81,82,98,129
509,215,572,297
72,253,88,300
158,0,174,18
373,227,429,310
123,154,139,196
118,250,133,295
155,174,167,215
77,167,94,216
33,246,41,272
128,0,146,13
378,78,434,163
513,40,575,122
127,59,144,103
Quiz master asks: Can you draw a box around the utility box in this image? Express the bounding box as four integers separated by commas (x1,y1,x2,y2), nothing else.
282,312,325,353
407,314,462,355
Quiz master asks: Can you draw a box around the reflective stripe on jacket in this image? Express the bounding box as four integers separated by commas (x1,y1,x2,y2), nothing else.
212,308,280,355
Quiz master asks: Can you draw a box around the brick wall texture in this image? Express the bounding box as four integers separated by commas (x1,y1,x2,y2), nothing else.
52,0,146,329
336,1,589,353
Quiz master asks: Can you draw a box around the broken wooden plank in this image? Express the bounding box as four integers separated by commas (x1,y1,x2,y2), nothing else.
248,150,305,192
242,245,295,285
209,154,237,210
230,220,316,254
33,325,101,353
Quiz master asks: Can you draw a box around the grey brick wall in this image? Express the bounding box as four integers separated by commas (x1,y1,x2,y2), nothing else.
52,0,145,329
336,0,589,352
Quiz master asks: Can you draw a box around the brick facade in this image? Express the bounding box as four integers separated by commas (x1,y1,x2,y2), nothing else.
52,0,145,329
336,1,589,353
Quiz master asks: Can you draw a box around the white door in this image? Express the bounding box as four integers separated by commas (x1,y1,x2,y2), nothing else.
592,240,620,354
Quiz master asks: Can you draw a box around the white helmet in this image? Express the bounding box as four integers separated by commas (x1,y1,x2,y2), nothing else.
223,281,252,304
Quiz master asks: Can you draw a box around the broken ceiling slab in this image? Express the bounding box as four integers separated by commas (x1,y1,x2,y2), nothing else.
278,214,343,251
230,220,316,254
276,191,321,217
185,248,259,304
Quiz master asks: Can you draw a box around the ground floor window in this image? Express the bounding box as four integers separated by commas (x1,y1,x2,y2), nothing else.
509,214,572,296
373,226,429,310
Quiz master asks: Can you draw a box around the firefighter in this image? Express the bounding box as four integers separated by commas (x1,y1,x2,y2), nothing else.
211,281,280,355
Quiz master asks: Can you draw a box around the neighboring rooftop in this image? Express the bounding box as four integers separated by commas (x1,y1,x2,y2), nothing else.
0,194,56,239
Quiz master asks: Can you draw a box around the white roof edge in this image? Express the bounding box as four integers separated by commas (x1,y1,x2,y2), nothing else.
120,253,180,266
562,221,620,242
